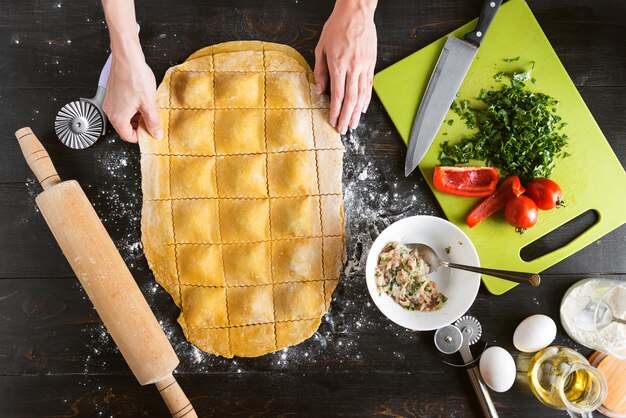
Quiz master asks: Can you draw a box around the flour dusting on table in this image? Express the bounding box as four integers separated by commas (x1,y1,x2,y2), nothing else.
81,123,437,375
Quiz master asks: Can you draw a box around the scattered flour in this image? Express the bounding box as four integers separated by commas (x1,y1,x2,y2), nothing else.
80,123,433,374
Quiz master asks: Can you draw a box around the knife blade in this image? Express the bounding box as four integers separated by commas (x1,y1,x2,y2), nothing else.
405,0,503,177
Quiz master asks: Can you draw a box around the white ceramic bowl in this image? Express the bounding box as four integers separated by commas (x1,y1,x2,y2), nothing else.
365,215,481,331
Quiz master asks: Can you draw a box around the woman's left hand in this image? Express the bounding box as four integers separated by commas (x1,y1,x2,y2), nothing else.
314,0,378,134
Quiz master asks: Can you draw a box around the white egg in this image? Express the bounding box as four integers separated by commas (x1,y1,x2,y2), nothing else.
513,314,557,353
479,346,516,393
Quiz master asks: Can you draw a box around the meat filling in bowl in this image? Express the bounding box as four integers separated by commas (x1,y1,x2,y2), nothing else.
375,241,447,312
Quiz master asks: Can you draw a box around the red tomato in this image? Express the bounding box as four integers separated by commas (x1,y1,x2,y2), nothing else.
526,178,564,210
505,196,539,229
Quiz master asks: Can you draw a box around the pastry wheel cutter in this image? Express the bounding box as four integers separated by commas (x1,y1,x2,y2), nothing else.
54,25,139,149
434,315,498,418
54,53,112,149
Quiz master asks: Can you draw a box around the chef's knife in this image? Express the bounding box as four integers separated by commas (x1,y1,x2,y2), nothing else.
405,0,503,177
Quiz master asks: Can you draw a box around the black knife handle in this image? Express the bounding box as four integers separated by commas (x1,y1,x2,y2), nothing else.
464,0,503,47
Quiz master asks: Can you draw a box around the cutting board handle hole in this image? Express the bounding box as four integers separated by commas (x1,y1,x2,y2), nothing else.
520,209,599,262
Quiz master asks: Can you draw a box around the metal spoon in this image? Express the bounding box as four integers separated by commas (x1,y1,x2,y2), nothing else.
406,243,540,287
574,298,626,332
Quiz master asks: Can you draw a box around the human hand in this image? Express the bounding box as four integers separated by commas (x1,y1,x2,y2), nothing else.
102,52,162,143
314,0,377,134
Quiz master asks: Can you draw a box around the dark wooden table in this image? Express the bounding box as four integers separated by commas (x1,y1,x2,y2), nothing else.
1,1,625,416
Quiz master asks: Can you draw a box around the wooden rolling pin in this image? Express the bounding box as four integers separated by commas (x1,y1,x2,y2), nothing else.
16,127,197,418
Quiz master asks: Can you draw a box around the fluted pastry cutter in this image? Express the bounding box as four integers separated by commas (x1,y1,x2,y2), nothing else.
54,52,112,149
434,315,498,418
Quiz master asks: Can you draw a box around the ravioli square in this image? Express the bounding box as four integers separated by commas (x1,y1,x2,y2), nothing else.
172,199,220,243
214,109,265,154
264,50,306,72
220,199,270,242
140,155,170,199
170,156,218,199
177,55,214,72
323,236,345,279
312,109,342,148
171,71,214,108
276,318,320,349
316,150,343,194
214,72,264,108
177,244,225,286
266,72,311,108
266,110,315,151
320,195,344,236
270,196,321,239
226,286,274,326
310,88,331,109
324,279,340,308
187,327,230,357
146,244,179,304
267,151,318,197
222,242,271,286
274,282,324,321
169,109,215,155
181,286,228,328
214,50,264,71
142,200,174,244
216,154,267,198
272,238,323,283
140,108,170,154
230,323,276,357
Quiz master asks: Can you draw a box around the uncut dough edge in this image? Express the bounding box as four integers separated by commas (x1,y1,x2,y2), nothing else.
137,41,346,358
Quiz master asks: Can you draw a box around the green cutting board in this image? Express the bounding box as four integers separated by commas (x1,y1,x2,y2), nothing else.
373,0,626,295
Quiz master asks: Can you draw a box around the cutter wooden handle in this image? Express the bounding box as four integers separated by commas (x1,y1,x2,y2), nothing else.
15,128,197,418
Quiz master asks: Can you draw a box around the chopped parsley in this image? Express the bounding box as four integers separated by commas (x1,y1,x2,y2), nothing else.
440,69,569,183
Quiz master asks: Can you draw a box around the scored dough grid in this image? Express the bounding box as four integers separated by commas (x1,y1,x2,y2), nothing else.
166,66,185,331
206,51,235,356
309,90,327,313
143,148,344,157
172,70,310,73
146,193,341,201
163,233,343,246
141,41,345,357
260,43,279,352
180,315,330,331
166,66,338,318
157,106,330,110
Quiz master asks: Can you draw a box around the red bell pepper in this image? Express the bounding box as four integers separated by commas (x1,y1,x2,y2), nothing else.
433,166,500,198
466,176,526,228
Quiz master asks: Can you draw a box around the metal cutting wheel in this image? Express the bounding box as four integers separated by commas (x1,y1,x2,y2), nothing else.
54,53,111,149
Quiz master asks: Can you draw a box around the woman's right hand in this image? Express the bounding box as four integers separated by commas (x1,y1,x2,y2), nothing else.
102,51,163,143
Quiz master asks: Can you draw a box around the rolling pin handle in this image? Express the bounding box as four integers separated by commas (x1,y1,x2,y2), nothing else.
155,373,198,418
15,127,61,190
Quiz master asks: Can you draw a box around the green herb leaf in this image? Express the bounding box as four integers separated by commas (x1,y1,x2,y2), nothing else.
504,56,520,62
440,71,569,183
494,71,507,82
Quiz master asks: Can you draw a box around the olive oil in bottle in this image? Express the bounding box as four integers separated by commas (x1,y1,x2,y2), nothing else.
527,346,607,412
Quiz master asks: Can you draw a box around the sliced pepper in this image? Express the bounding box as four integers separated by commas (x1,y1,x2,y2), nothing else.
433,166,500,197
466,175,526,228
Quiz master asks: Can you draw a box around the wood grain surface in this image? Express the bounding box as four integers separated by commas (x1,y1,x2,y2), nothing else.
1,0,625,417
